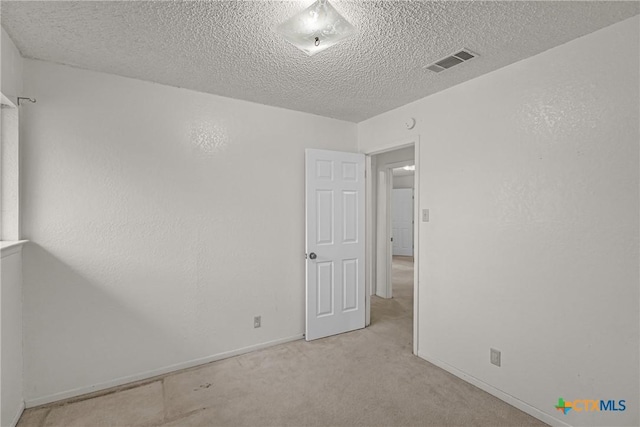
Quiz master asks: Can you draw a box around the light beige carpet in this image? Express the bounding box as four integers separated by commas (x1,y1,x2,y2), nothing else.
18,256,547,427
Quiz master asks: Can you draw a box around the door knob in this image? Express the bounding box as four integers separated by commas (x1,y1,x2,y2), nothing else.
309,252,317,260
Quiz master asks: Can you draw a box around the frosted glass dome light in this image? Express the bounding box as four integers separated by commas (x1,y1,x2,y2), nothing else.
276,0,356,56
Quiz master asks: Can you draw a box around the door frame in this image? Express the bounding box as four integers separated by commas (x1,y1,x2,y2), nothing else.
364,136,421,356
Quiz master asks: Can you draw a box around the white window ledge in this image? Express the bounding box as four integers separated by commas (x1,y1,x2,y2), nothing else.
1,240,28,258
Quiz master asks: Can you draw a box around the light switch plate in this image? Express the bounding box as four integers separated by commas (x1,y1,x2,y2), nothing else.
422,209,429,222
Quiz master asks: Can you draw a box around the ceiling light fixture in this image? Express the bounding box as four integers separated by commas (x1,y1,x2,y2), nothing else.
276,0,355,56
403,165,415,171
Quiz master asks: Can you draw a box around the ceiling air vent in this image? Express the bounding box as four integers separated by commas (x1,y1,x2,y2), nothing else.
425,49,477,73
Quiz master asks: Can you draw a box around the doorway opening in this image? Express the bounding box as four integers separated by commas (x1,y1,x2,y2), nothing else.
388,166,415,330
365,140,419,355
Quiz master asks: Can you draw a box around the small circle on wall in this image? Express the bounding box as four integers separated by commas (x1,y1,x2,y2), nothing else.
405,117,416,130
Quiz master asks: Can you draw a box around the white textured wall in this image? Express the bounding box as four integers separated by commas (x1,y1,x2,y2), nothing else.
21,59,357,404
1,27,25,427
359,16,639,427
373,146,414,169
392,174,414,189
1,28,23,240
1,27,23,101
1,249,24,427
1,106,20,241
0,28,24,240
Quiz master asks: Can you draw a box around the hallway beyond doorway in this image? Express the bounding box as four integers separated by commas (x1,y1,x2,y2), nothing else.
370,255,414,347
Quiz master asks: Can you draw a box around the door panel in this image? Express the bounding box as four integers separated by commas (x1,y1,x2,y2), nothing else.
316,190,334,245
306,149,365,341
316,262,334,316
342,191,358,243
392,188,414,256
342,259,358,311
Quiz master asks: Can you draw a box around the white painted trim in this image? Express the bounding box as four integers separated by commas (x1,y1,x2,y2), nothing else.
25,334,304,408
0,240,28,258
375,169,391,298
412,137,420,356
364,137,416,157
9,401,25,427
365,155,373,327
420,353,570,427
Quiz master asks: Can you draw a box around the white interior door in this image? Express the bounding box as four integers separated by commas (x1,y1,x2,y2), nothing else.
392,188,414,256
305,149,365,341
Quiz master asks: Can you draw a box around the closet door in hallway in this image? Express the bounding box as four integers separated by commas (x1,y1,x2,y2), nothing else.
392,188,413,257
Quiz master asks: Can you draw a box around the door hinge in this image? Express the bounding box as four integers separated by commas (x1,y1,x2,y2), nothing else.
390,237,393,242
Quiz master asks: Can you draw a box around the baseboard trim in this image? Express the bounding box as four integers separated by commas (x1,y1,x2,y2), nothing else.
26,334,304,408
419,352,571,427
9,400,25,427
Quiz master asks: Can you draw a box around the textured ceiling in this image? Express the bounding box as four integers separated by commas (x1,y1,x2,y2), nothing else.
1,1,638,122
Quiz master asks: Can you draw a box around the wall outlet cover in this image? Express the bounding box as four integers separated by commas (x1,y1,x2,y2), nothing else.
490,348,501,367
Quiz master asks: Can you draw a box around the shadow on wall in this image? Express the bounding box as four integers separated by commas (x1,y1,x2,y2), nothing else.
22,243,180,400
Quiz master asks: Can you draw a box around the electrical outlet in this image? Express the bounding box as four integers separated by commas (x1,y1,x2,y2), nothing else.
490,348,501,367
254,316,261,328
